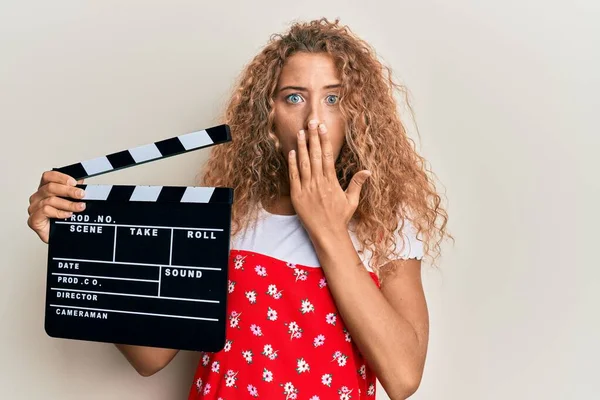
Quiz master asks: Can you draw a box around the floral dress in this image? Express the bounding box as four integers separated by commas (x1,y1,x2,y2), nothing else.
187,249,380,400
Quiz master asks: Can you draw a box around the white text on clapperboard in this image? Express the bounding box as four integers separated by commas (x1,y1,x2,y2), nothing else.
52,213,221,321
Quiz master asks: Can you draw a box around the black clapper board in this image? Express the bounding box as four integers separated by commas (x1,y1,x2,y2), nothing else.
45,124,232,352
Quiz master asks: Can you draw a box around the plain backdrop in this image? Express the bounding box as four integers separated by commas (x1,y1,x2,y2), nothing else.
1,1,598,399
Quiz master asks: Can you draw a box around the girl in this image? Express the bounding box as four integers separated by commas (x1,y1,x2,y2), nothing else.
27,18,450,400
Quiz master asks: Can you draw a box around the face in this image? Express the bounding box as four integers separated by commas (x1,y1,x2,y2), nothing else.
272,52,346,165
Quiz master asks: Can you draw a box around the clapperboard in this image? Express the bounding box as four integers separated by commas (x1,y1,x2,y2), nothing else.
45,124,232,352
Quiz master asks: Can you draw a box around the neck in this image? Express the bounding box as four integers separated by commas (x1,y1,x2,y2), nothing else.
264,193,296,216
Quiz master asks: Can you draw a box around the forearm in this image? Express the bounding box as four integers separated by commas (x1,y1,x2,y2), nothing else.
310,230,423,399
114,344,179,377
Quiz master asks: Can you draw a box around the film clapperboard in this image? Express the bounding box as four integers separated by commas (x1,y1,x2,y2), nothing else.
45,124,233,352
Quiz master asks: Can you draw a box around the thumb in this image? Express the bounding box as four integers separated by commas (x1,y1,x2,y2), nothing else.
345,170,371,205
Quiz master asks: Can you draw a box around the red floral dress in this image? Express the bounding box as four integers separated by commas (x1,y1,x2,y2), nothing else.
187,249,380,400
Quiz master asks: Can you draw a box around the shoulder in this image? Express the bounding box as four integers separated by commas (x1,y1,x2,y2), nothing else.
349,214,424,272
390,217,424,261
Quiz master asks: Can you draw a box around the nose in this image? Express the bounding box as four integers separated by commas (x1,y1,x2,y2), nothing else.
304,97,324,129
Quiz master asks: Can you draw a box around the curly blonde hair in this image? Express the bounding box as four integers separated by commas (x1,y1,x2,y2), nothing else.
199,18,452,274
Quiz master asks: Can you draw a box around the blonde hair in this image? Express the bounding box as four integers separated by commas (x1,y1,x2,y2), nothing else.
199,18,452,275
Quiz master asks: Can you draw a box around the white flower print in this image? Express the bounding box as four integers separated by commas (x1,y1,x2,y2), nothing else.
367,383,375,396
319,277,327,288
262,344,279,359
267,307,278,321
332,351,348,367
286,321,303,340
296,358,310,373
286,262,296,269
267,284,283,299
338,386,354,400
224,339,232,352
225,376,236,387
228,279,235,293
233,254,246,270
262,344,273,356
202,354,210,366
358,364,366,379
250,324,263,336
326,312,337,325
211,361,220,373
255,264,267,277
300,299,315,314
248,384,259,397
262,367,273,382
321,373,333,387
310,396,321,400
245,290,257,304
242,349,253,364
203,383,212,396
225,369,238,388
313,334,325,347
293,268,308,281
195,377,203,392
229,311,241,329
344,328,352,343
282,381,298,398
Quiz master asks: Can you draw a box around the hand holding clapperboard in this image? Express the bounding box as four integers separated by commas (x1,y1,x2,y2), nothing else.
45,124,232,352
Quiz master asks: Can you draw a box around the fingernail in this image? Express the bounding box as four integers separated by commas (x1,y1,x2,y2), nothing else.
299,130,305,138
318,124,327,134
79,202,86,210
77,189,85,197
68,178,77,186
308,120,318,129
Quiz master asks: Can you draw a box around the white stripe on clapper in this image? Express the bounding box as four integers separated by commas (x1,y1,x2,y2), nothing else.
82,185,113,201
81,156,113,176
128,143,162,163
181,187,215,203
177,129,213,150
130,186,162,202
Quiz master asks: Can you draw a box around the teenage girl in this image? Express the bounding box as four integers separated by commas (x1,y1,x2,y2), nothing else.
27,18,450,400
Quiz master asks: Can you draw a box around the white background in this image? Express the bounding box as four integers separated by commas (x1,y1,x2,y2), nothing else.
1,0,598,399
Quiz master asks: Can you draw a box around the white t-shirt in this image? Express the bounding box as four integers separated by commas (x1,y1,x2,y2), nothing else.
231,205,424,272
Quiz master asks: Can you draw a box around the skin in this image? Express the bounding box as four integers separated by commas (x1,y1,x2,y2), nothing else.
279,53,430,399
26,52,429,399
267,52,347,214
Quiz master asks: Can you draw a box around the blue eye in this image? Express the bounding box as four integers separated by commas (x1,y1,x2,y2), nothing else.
286,94,303,104
326,95,339,105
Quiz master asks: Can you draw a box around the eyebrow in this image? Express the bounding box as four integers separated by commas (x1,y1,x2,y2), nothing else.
278,84,341,92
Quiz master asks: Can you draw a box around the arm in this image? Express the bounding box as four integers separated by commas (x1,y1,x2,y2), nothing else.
114,344,180,377
311,231,429,400
286,121,429,398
